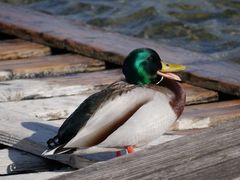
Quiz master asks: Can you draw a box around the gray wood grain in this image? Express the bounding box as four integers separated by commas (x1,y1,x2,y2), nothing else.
0,108,94,168
0,69,123,102
2,170,73,180
50,120,240,180
0,70,218,106
0,54,105,80
176,99,240,130
0,109,58,155
183,61,240,96
0,39,50,60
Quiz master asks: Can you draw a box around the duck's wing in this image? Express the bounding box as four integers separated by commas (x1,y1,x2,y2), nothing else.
43,81,135,155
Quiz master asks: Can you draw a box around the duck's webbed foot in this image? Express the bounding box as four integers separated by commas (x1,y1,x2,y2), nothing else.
47,136,60,149
115,146,135,157
126,146,135,154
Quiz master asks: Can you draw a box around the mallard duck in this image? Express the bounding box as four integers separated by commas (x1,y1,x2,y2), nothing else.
43,48,186,155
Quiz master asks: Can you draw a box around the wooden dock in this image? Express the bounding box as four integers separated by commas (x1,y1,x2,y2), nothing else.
0,2,240,179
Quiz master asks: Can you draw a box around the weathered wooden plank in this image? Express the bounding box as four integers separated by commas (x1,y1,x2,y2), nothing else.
0,108,94,168
0,39,50,60
50,120,240,180
174,99,240,130
0,69,123,102
183,61,240,96
0,54,105,79
0,70,12,81
0,68,218,105
0,95,88,121
2,170,73,180
0,148,58,175
0,109,58,155
184,83,218,105
0,2,213,65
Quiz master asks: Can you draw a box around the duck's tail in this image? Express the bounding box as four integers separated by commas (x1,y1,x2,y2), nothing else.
42,135,73,156
42,145,73,156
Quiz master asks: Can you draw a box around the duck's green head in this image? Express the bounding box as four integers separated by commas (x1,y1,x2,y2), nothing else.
122,48,186,85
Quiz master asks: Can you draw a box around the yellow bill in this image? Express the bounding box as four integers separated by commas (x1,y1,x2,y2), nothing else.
157,61,186,81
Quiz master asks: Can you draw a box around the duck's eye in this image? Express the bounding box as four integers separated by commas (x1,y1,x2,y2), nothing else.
148,56,153,61
148,56,156,62
166,64,169,67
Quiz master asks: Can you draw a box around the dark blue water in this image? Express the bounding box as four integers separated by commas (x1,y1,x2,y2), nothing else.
2,0,240,62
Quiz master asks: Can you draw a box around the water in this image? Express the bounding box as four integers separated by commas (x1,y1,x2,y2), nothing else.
2,0,240,61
